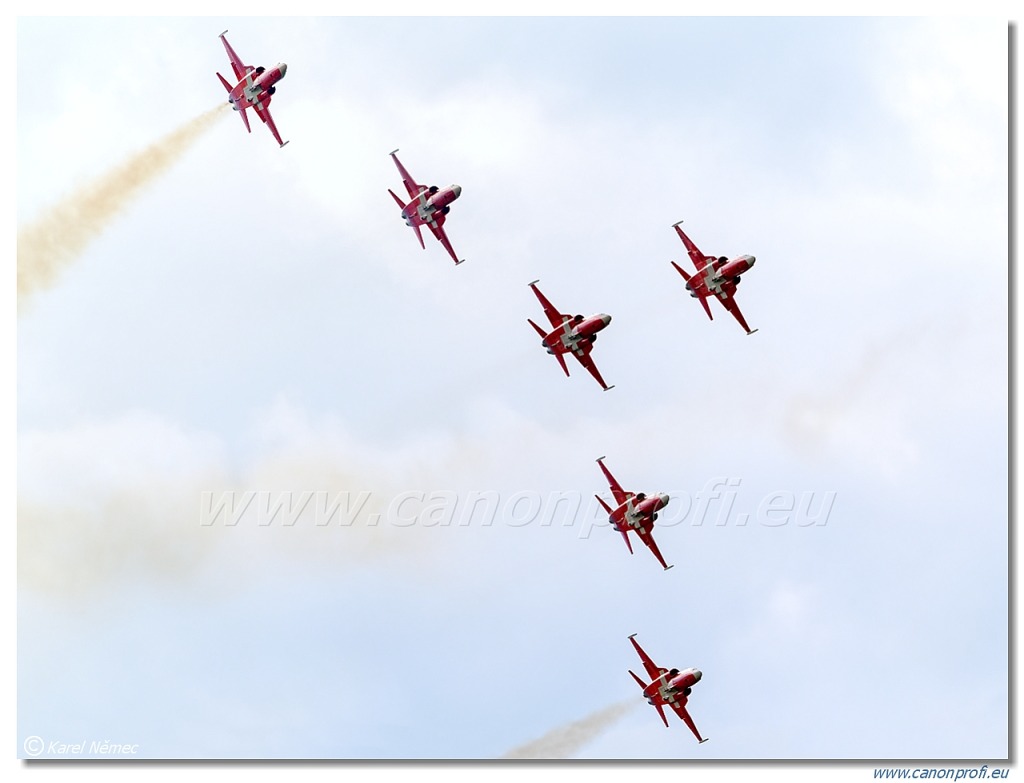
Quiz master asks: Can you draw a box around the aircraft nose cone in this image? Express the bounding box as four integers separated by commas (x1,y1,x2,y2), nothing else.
747,255,756,266
279,63,288,77
658,493,671,507
601,314,612,326
693,669,703,682
452,185,462,198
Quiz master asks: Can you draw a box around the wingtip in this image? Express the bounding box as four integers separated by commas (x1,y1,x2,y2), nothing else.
596,456,606,463
672,219,685,227
603,385,616,392
528,279,540,287
747,328,759,335
699,738,710,744
219,29,229,37
455,259,466,265
664,564,675,571
389,148,400,156
280,141,290,148
627,633,638,639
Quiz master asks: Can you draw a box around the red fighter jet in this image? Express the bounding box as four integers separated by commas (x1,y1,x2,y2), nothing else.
628,633,708,743
216,31,289,148
594,457,672,570
670,220,757,335
527,280,613,391
388,150,464,265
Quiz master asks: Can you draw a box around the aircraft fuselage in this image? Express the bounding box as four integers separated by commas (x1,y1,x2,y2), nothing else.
402,185,462,227
540,313,612,356
228,63,288,111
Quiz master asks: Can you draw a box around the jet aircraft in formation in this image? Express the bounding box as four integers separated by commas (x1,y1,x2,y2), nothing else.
670,220,757,335
388,150,465,265
210,32,760,745
527,281,614,391
628,634,707,743
216,31,289,148
594,457,672,571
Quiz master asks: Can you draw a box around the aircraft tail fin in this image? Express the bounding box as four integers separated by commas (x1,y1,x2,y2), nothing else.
594,495,613,516
216,71,234,93
628,669,647,691
527,319,548,339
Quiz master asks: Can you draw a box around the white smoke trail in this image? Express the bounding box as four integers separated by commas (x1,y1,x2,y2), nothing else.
16,410,428,599
500,699,637,759
17,105,226,304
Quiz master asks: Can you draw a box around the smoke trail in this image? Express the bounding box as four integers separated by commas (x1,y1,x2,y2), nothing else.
500,699,637,759
16,409,441,599
17,105,226,303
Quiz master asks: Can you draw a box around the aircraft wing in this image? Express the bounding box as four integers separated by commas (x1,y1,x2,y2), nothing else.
426,214,463,265
253,100,287,148
718,293,755,335
673,221,710,270
638,528,672,571
389,150,425,200
670,699,706,743
628,634,664,682
573,347,612,391
596,459,628,507
528,283,568,330
219,31,252,83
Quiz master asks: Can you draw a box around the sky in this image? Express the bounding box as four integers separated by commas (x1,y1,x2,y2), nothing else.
13,11,1010,772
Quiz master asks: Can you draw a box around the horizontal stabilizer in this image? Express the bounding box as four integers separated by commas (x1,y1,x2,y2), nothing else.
620,528,634,554
670,261,692,282
655,703,669,728
553,351,569,377
388,188,407,209
698,294,713,321
216,71,234,93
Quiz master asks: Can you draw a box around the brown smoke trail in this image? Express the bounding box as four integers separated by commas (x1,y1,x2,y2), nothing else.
500,699,637,759
17,105,226,303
